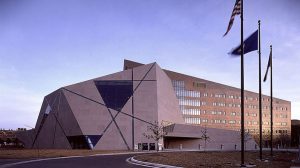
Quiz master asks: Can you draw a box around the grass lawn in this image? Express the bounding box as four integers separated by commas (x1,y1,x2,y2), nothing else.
0,149,129,159
135,151,300,168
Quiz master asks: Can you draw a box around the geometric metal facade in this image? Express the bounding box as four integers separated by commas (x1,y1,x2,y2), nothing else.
17,60,262,150
17,62,186,150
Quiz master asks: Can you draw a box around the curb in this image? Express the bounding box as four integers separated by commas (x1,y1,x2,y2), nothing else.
126,156,182,168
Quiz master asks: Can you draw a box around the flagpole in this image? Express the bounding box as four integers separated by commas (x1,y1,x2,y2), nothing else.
240,0,245,165
132,68,135,151
258,20,263,160
270,45,273,156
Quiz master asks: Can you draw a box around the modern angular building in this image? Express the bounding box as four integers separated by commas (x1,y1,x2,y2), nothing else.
18,60,291,150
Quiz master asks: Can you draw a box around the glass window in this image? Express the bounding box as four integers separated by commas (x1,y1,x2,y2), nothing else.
229,120,236,124
95,80,133,111
45,104,52,114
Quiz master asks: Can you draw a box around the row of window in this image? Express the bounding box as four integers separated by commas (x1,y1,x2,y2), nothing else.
228,120,236,124
172,80,289,112
275,122,288,126
227,103,241,108
209,102,288,111
203,93,273,102
182,109,201,115
229,121,262,125
203,93,241,99
179,99,201,106
211,111,226,115
214,94,226,98
173,80,200,98
278,114,288,118
172,80,185,88
212,119,226,124
184,118,283,126
236,129,288,134
275,130,288,134
173,81,202,111
175,90,201,98
193,81,206,88
185,117,201,124
212,102,226,107
182,109,288,119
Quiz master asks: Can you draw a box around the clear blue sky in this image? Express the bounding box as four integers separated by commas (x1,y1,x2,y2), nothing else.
0,0,299,129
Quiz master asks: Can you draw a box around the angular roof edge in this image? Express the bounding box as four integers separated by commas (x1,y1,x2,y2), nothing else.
123,59,144,70
123,59,290,103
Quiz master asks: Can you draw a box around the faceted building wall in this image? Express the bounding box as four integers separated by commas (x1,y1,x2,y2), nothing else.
18,63,185,150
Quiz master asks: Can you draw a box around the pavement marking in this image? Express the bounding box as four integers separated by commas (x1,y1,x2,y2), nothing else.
126,158,157,168
126,156,183,168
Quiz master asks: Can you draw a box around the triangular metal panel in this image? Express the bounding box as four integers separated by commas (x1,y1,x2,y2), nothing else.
120,96,133,116
93,120,128,150
132,80,158,123
114,112,133,149
62,88,113,136
64,80,105,105
52,117,72,149
34,111,57,148
132,63,156,81
134,118,156,144
32,90,60,148
56,90,83,136
34,89,60,129
156,64,185,124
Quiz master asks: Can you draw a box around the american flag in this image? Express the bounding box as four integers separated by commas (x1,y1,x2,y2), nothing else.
224,0,241,36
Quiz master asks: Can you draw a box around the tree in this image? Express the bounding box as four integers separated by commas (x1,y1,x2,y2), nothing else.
200,126,210,151
0,138,4,147
143,121,169,151
239,131,252,150
12,138,21,147
262,131,271,148
275,132,290,148
200,126,211,167
6,138,11,145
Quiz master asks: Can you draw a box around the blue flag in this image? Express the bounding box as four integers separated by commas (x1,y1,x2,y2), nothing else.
263,49,272,82
230,30,258,55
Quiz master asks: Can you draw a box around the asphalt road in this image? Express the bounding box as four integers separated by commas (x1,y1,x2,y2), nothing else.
0,154,144,168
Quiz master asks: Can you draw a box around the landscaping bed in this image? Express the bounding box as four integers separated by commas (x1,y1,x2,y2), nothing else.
135,151,300,168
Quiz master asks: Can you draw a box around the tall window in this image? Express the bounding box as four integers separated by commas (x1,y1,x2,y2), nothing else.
173,80,201,125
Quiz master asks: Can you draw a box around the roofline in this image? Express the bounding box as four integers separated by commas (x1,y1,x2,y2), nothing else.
124,59,290,104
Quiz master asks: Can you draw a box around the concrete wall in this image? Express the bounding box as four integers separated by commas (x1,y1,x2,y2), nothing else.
165,124,257,151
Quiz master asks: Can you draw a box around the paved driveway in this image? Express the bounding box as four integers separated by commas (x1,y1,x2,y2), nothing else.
0,154,144,168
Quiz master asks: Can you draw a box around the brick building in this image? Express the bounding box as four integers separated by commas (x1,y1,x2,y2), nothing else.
125,60,291,146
